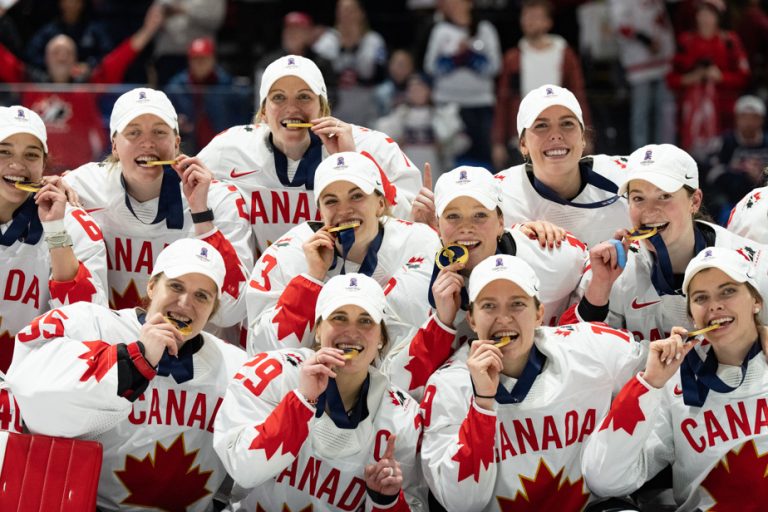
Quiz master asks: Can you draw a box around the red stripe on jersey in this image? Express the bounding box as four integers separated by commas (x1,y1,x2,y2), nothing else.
203,230,246,300
272,275,321,342
598,375,649,435
49,262,98,304
452,403,496,482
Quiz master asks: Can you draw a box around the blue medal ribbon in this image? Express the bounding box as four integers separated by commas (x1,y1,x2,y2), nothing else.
272,132,323,189
472,343,546,404
122,165,184,229
648,225,707,296
136,311,201,384
527,159,620,209
314,375,370,429
0,195,42,246
328,224,384,276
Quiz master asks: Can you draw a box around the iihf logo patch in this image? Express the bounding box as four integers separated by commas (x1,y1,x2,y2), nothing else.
196,246,210,262
704,249,713,258
138,91,147,101
337,156,345,167
349,277,358,288
495,257,504,267
545,87,554,96
640,149,655,165
286,57,297,68
16,108,25,120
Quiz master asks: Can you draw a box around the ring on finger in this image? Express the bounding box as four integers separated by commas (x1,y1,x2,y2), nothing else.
386,467,393,477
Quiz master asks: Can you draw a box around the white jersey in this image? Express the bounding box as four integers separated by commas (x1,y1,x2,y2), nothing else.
63,161,255,329
0,373,22,433
6,302,246,512
727,186,768,244
420,323,647,512
383,226,589,401
213,347,426,511
496,156,630,249
583,346,768,511
1,203,108,372
197,123,422,251
245,217,441,356
568,222,768,341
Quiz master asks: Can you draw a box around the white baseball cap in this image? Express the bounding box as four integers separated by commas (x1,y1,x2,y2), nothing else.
316,273,386,323
468,254,540,302
259,55,328,105
735,95,766,116
314,152,384,204
683,246,760,297
0,106,48,153
517,84,584,136
110,87,179,137
151,238,226,297
619,144,698,195
434,166,501,216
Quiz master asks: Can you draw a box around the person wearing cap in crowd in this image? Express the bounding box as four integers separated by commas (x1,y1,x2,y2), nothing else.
214,272,426,511
165,37,251,155
245,151,439,358
419,254,647,511
583,246,768,511
495,84,629,250
0,105,108,397
564,143,768,344
197,54,421,253
706,95,768,227
7,238,247,511
386,165,589,401
62,87,255,338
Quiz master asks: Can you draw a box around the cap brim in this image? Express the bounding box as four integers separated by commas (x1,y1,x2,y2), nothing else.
619,173,684,195
112,107,178,136
319,297,384,324
0,127,47,153
155,264,222,296
436,190,498,216
469,276,537,302
315,175,378,204
683,263,750,296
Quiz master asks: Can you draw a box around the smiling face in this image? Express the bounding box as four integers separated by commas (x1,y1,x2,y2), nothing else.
146,273,218,341
468,279,544,367
318,180,385,247
112,113,179,187
688,268,761,350
261,75,323,146
519,105,585,177
626,179,701,248
316,304,383,371
0,133,45,209
438,196,504,272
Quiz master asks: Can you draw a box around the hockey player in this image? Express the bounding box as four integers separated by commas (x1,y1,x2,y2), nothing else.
245,151,440,356
583,247,768,511
495,84,629,249
7,238,246,512
0,105,108,377
214,273,425,511
565,144,768,342
385,165,589,400
420,254,646,511
63,87,254,334
727,185,768,244
197,54,422,251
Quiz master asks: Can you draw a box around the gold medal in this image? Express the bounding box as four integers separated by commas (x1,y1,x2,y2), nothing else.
435,244,469,269
14,180,43,192
626,226,658,241
146,160,178,166
286,123,313,128
493,336,512,348
164,316,192,335
328,222,361,233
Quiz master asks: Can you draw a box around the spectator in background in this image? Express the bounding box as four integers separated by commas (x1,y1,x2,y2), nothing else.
668,0,750,160
705,95,768,224
0,3,24,59
26,0,113,70
375,72,467,178
313,0,388,127
255,11,337,109
374,48,415,117
424,0,501,169
610,0,676,150
152,0,226,86
491,0,589,171
166,37,250,155
737,0,768,94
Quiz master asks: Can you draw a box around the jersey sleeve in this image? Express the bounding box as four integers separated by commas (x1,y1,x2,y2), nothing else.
204,184,256,328
419,369,498,512
48,207,109,308
577,323,648,394
581,374,674,497
213,350,315,489
245,236,318,355
726,189,768,244
6,306,134,438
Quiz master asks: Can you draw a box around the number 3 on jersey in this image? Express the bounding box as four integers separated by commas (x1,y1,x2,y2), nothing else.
249,254,277,292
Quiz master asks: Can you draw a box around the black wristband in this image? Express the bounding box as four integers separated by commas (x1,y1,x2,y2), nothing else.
366,487,399,506
577,296,610,322
474,393,496,399
191,208,214,223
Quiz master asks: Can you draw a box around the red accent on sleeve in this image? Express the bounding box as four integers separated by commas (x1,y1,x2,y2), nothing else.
0,42,26,82
403,318,455,392
202,230,247,300
361,150,397,206
78,340,118,382
557,303,579,325
598,376,649,435
272,275,322,342
88,38,138,84
452,403,497,483
371,490,411,511
249,391,312,458
49,261,98,305
126,342,156,380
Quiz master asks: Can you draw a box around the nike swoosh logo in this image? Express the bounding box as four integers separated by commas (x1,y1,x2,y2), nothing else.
631,298,661,309
674,384,683,396
684,173,695,179
230,168,259,178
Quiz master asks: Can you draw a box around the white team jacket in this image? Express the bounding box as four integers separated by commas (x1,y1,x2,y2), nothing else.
727,186,768,244
197,123,422,251
213,347,426,511
420,323,647,512
7,302,246,512
63,161,255,330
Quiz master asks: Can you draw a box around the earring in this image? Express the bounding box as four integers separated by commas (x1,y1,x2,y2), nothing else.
755,307,761,314
377,344,383,350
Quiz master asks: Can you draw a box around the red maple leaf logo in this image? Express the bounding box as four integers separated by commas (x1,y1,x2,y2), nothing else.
111,280,145,310
493,174,506,181
0,325,14,373
555,327,574,337
701,440,768,511
250,392,312,458
497,459,589,512
271,287,317,342
203,230,247,299
564,233,586,252
598,377,648,435
78,340,118,382
452,407,496,483
115,435,212,512
49,263,98,304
